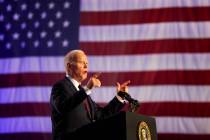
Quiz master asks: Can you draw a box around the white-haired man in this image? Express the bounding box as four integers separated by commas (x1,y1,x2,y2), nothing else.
50,50,130,140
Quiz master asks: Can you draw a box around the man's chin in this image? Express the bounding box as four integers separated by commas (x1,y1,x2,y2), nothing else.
81,75,87,81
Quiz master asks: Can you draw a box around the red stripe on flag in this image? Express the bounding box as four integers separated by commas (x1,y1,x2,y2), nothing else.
0,132,210,140
1,71,210,87
0,133,210,140
0,73,64,87
1,102,210,117
81,7,210,25
0,103,50,117
97,71,210,86
138,102,210,117
158,134,210,140
80,39,210,55
0,133,52,140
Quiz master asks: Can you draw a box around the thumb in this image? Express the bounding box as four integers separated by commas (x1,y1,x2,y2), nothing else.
116,82,120,91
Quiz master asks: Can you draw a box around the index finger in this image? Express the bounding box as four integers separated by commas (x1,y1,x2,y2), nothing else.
92,72,101,78
120,80,131,87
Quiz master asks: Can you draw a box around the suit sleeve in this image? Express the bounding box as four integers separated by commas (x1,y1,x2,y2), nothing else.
93,96,125,120
50,82,87,114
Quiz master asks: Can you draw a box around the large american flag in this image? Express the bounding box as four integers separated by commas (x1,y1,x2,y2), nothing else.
0,0,210,140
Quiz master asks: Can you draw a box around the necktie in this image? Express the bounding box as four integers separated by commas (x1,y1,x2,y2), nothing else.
78,85,92,119
83,98,91,118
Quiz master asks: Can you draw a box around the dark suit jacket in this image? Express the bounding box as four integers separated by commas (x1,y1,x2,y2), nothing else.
50,77,125,140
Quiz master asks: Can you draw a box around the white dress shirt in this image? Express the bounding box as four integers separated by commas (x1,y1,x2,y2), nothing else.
66,75,91,95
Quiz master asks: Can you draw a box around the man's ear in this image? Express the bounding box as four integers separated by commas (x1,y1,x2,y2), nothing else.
66,62,72,71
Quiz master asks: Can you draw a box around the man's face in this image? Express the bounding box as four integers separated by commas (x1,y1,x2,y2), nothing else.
68,52,88,82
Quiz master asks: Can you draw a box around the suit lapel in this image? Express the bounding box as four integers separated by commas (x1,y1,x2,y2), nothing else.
64,77,77,93
65,77,94,120
86,96,95,121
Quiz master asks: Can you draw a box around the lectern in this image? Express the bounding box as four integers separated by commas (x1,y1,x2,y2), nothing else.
71,111,157,140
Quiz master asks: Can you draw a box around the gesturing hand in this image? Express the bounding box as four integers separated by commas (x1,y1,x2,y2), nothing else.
86,73,101,89
116,80,131,93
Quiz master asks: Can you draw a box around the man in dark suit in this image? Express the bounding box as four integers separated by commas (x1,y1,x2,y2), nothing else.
50,50,130,140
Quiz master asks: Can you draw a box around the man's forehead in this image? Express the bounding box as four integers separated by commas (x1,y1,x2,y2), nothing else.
76,53,86,58
75,53,88,61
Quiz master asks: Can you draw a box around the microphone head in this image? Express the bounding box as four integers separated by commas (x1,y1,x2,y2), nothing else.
117,91,140,112
117,91,128,98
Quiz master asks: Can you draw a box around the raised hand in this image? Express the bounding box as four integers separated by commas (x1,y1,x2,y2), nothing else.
116,80,131,93
86,73,101,89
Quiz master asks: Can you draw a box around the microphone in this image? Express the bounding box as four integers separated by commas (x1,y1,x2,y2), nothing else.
117,91,140,112
117,91,134,102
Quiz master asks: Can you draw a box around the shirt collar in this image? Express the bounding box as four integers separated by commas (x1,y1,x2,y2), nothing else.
66,74,80,91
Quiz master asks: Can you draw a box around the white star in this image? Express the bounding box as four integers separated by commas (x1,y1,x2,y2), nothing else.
13,13,20,21
27,31,33,39
13,32,19,40
56,11,62,19
34,40,39,47
47,40,53,47
40,31,47,38
63,21,70,28
62,40,69,47
5,23,11,30
64,2,70,9
21,41,26,48
35,2,40,9
21,22,26,29
48,20,54,28
0,34,4,41
41,12,47,19
55,31,61,38
49,2,55,9
34,21,40,28
6,43,11,49
28,12,33,19
0,14,4,21
21,3,27,11
6,5,12,12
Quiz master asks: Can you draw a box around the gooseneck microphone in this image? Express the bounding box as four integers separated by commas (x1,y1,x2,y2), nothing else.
117,91,135,102
117,91,140,112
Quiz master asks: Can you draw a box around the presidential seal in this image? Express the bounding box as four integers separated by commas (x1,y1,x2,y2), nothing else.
137,121,151,140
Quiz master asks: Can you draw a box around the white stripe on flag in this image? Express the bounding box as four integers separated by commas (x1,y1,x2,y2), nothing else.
1,86,210,104
0,116,210,134
92,86,210,103
0,87,51,103
0,56,64,74
0,117,51,133
156,117,210,134
1,53,210,74
79,22,210,41
88,54,210,72
81,0,210,11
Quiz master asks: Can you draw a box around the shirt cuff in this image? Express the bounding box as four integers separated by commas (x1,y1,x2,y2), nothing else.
116,95,126,103
84,86,92,95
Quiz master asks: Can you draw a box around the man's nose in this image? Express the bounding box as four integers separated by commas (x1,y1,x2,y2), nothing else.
84,63,88,68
